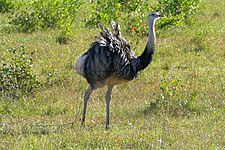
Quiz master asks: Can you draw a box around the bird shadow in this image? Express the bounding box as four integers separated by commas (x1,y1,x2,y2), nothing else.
122,99,161,121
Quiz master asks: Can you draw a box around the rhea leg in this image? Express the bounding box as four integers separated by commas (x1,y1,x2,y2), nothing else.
81,86,94,126
105,86,114,129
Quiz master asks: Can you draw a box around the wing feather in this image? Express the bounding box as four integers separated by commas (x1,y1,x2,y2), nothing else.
76,22,139,85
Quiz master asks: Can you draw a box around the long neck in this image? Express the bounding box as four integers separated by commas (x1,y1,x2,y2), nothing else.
137,19,156,71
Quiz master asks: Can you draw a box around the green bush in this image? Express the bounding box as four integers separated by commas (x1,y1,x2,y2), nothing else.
0,46,41,98
86,0,149,48
122,0,150,37
87,0,200,38
155,0,200,28
9,0,83,33
152,77,199,117
86,0,121,26
0,0,14,12
7,0,200,40
86,0,149,32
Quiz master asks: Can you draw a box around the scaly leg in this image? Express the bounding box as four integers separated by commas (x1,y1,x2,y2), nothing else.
81,86,94,126
105,86,114,129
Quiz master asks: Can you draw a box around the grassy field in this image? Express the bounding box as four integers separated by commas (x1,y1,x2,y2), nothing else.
0,0,225,149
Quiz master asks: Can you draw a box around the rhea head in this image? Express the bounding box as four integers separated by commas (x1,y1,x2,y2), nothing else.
147,12,163,25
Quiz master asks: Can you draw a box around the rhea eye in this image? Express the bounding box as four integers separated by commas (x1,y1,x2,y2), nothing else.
151,14,154,16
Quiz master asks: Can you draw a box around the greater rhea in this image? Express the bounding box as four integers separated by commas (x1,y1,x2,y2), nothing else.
75,12,162,129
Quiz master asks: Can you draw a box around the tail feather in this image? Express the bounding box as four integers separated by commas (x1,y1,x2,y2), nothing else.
74,54,88,76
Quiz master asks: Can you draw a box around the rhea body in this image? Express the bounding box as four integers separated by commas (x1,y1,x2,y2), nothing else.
75,12,162,129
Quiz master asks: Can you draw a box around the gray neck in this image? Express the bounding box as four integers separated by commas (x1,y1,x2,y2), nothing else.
136,18,156,71
147,19,156,51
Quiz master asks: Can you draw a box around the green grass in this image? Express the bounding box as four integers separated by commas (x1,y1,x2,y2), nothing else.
1,0,225,149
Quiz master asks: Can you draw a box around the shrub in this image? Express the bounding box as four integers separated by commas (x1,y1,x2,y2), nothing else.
86,0,149,33
86,0,121,26
86,0,150,48
87,0,200,39
155,0,200,28
0,0,14,12
0,46,41,98
9,0,83,33
122,0,150,37
147,76,199,117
